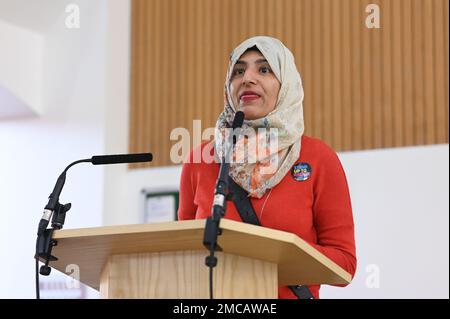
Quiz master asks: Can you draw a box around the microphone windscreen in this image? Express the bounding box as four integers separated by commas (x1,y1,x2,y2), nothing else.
91,153,153,165
232,111,245,129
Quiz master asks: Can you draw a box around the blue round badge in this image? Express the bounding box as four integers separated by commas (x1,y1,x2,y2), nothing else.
292,163,312,181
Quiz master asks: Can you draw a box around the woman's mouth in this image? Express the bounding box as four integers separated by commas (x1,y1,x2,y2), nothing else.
241,95,260,102
240,91,261,103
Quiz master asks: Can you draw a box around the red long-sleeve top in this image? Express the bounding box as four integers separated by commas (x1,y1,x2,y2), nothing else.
178,135,357,299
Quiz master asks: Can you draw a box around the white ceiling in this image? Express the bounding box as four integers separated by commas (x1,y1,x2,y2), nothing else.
0,0,64,33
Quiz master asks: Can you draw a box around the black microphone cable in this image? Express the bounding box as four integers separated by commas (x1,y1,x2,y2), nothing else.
35,257,40,299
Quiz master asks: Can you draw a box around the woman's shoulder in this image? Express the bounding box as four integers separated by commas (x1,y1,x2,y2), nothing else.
300,135,341,162
301,135,336,152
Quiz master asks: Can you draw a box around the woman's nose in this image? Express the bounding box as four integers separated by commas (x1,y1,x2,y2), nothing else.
242,68,257,85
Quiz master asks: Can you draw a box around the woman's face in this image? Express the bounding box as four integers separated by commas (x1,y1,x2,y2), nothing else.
230,50,281,120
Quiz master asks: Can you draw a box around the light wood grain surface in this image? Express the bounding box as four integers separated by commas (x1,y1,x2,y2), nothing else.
48,219,352,291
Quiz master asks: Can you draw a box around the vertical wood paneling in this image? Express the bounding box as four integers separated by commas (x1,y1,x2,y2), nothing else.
284,0,293,51
361,0,373,149
315,0,324,140
155,0,163,165
331,0,342,150
298,0,312,137
423,0,435,144
381,0,392,148
371,1,383,149
322,0,333,146
130,0,449,167
391,0,403,147
351,0,363,150
247,0,257,38
185,0,195,156
178,0,186,131
342,0,352,151
434,0,448,143
445,0,449,141
204,0,212,126
402,0,415,146
193,0,202,154
412,0,425,145
274,0,284,38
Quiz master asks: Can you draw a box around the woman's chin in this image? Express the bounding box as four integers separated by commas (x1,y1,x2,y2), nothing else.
238,105,260,120
244,111,268,121
243,112,259,121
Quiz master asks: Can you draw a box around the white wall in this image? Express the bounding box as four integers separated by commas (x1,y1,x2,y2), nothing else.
321,144,449,299
0,0,107,298
101,0,183,227
0,19,43,117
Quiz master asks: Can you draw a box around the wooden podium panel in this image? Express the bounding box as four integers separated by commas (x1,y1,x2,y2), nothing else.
99,251,277,298
48,219,352,298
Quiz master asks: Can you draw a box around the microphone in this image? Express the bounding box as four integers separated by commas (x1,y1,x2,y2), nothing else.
230,110,245,149
232,110,245,128
91,153,152,165
37,153,153,236
213,111,244,215
203,111,244,299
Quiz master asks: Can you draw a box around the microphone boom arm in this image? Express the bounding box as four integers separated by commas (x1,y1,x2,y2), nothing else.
35,153,152,276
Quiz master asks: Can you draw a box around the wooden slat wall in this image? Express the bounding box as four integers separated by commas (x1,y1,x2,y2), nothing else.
130,0,449,168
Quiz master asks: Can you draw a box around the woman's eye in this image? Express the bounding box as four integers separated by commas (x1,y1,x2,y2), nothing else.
232,68,245,76
260,67,271,74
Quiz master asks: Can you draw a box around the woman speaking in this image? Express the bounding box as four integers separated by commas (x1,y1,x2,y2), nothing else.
178,36,357,299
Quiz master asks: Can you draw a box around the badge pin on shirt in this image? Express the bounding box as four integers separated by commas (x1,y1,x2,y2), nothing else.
292,163,312,181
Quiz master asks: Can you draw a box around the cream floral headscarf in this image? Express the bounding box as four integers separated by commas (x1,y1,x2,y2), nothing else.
214,36,304,198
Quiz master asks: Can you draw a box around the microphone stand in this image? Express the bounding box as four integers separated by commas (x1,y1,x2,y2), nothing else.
203,158,230,256
34,153,152,299
35,203,72,275
203,111,244,299
203,154,230,300
35,159,90,277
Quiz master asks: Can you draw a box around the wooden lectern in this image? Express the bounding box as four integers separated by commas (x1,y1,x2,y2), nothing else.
47,219,351,298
